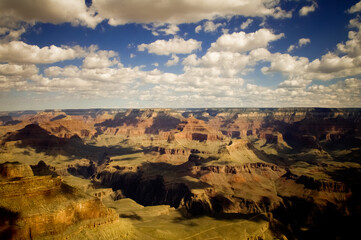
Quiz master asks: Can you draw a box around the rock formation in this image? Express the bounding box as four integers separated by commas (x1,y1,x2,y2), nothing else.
0,162,129,239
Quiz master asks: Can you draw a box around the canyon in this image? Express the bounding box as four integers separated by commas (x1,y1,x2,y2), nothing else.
0,108,360,239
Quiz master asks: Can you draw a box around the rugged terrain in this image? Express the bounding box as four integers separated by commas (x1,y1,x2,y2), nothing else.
0,108,360,239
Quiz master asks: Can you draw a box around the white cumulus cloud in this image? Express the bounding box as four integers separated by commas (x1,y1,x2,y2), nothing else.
82,50,119,69
195,25,202,33
209,29,284,52
194,21,225,33
165,54,180,66
143,23,180,36
0,41,86,64
138,38,202,55
203,21,225,32
0,63,38,90
299,38,311,46
287,38,311,52
348,1,361,13
299,2,317,16
240,19,253,30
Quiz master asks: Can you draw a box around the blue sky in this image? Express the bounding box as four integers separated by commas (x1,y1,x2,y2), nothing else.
0,0,360,110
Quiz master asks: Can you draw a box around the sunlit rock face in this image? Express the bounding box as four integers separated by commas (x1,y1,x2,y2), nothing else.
0,108,360,239
0,162,121,239
0,162,34,179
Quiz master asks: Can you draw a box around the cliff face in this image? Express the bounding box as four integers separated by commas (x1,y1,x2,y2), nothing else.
170,117,224,141
0,162,121,240
0,162,34,180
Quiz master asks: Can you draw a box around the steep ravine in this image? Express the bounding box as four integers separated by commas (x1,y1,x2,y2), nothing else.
90,162,353,239
96,170,191,208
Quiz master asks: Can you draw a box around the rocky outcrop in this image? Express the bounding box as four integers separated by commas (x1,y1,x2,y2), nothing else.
260,132,284,145
0,163,119,239
95,109,183,138
50,114,67,121
0,162,34,179
283,171,349,193
197,162,283,174
4,124,68,149
96,170,192,208
67,160,97,178
0,116,21,126
154,147,191,156
173,117,224,141
31,160,59,177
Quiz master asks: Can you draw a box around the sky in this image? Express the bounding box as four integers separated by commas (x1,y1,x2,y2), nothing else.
0,0,361,110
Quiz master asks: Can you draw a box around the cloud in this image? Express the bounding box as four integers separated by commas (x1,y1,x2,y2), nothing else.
299,2,317,16
262,53,309,75
1,47,359,108
0,0,292,34
287,45,295,52
138,38,202,55
304,16,361,80
278,78,312,89
184,28,277,79
306,78,361,106
287,38,311,52
12,45,246,102
93,0,292,26
195,25,202,33
82,50,119,69
307,53,361,80
0,0,292,37
43,64,143,85
209,29,284,52
0,63,37,77
203,21,225,32
240,19,253,30
299,38,311,46
0,41,86,64
1,9,360,109
142,70,178,85
261,50,361,81
337,18,361,58
143,23,180,36
160,24,180,35
183,51,250,77
0,26,27,42
241,77,361,107
348,1,361,13
6,59,359,107
263,22,361,81
165,54,179,66
183,46,272,79
194,21,225,33
0,0,102,29
37,63,145,97
0,63,38,90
